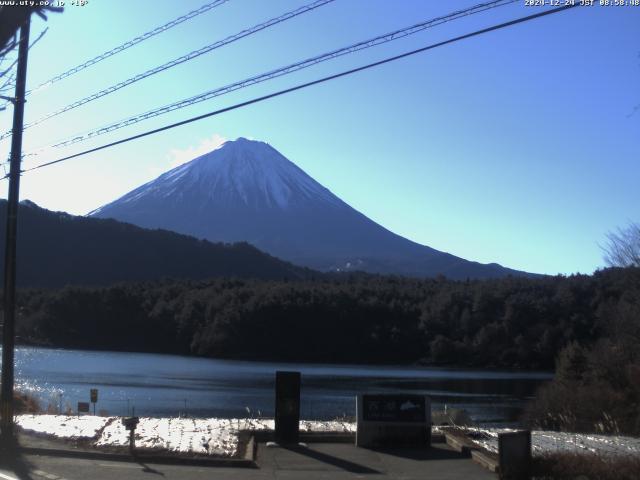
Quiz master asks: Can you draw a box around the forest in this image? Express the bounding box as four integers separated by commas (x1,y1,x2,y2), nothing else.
12,266,639,370
0,200,311,287
9,265,640,434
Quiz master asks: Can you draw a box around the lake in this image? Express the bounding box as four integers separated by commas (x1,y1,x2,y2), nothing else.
10,347,552,426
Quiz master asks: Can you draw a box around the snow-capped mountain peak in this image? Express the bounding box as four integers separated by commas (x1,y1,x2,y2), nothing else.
93,137,340,214
90,137,527,279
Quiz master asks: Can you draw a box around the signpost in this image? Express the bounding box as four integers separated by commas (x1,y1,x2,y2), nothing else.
356,394,431,447
122,416,140,454
362,394,428,422
275,371,300,444
90,388,98,415
77,402,90,414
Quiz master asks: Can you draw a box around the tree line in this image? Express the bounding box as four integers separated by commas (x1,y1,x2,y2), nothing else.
12,267,640,370
523,222,640,434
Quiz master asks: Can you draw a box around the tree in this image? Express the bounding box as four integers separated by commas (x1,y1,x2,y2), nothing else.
0,6,61,111
0,5,61,55
603,222,640,268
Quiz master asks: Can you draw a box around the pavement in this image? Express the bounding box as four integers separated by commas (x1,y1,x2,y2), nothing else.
0,438,497,480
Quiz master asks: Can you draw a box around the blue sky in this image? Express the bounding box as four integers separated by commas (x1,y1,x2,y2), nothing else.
0,0,638,275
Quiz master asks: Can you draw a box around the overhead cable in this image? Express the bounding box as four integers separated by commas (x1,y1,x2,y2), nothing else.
28,0,518,153
15,3,579,177
26,0,230,95
2,0,334,138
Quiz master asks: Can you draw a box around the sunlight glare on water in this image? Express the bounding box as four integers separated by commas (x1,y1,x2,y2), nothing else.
6,346,551,424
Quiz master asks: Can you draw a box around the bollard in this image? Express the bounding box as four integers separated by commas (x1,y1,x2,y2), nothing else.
498,430,531,480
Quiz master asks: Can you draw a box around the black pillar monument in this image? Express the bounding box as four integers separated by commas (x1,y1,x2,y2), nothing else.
274,371,300,444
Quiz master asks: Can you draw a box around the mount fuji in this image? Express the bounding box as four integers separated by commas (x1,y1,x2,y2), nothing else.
89,137,527,279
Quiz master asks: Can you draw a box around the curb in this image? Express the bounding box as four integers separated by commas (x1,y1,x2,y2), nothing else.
300,432,355,443
17,430,357,467
251,430,355,444
18,441,258,468
244,435,257,462
443,430,501,474
443,431,475,456
471,449,499,473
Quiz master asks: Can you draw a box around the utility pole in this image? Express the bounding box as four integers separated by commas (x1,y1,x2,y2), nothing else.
1,16,31,445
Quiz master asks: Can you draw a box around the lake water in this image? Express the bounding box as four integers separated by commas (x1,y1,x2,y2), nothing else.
10,347,552,426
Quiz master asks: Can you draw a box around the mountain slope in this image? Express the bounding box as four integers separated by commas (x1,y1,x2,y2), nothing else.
90,137,529,279
0,200,311,288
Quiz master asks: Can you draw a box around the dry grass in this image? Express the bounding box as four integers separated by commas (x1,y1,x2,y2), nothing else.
532,451,640,480
14,390,40,413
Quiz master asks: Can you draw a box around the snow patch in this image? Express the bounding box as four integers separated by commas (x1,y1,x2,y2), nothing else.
463,427,640,457
96,417,241,456
17,415,355,457
17,414,110,439
21,415,638,459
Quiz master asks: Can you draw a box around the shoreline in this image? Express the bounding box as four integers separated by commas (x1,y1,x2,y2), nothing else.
12,344,555,376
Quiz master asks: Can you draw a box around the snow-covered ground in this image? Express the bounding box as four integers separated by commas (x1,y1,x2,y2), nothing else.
17,414,110,439
463,427,640,457
96,417,241,456
16,415,356,457
19,415,638,459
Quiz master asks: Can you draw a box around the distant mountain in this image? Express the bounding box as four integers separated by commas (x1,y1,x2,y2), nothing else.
0,200,311,288
90,137,530,279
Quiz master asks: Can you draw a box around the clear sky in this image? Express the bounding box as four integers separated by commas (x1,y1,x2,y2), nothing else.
0,0,638,276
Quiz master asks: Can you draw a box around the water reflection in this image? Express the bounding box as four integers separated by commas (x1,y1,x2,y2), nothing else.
7,346,551,425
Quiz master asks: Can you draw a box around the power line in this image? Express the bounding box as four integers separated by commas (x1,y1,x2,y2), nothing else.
26,0,230,95
15,3,579,178
25,0,518,154
0,28,48,110
2,0,335,138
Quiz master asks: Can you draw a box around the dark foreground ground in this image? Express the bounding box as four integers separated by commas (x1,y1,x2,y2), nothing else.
0,437,496,480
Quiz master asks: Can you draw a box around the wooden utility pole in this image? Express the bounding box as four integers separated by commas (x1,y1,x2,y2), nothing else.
1,15,30,444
